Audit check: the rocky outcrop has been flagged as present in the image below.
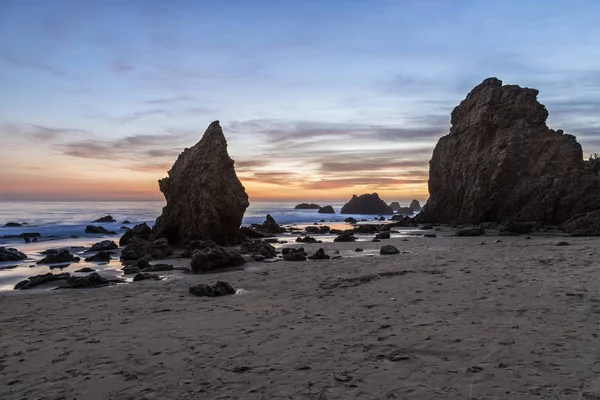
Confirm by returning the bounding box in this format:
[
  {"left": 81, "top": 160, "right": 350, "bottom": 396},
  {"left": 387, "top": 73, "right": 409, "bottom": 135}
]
[
  {"left": 282, "top": 247, "right": 307, "bottom": 261},
  {"left": 333, "top": 232, "right": 356, "bottom": 242},
  {"left": 420, "top": 77, "right": 600, "bottom": 224},
  {"left": 305, "top": 225, "right": 330, "bottom": 234},
  {"left": 93, "top": 215, "right": 116, "bottom": 223},
  {"left": 119, "top": 223, "right": 152, "bottom": 246},
  {"left": 84, "top": 251, "right": 112, "bottom": 262},
  {"left": 296, "top": 236, "right": 321, "bottom": 244},
  {"left": 37, "top": 250, "right": 80, "bottom": 265},
  {"left": 254, "top": 214, "right": 286, "bottom": 234},
  {"left": 182, "top": 239, "right": 217, "bottom": 258},
  {"left": 190, "top": 246, "right": 245, "bottom": 272},
  {"left": 85, "top": 225, "right": 116, "bottom": 234},
  {"left": 295, "top": 203, "right": 322, "bottom": 209},
  {"left": 153, "top": 121, "right": 249, "bottom": 246},
  {"left": 189, "top": 281, "right": 236, "bottom": 297},
  {"left": 14, "top": 273, "right": 70, "bottom": 290},
  {"left": 409, "top": 200, "right": 422, "bottom": 212},
  {"left": 239, "top": 240, "right": 277, "bottom": 258},
  {"left": 133, "top": 272, "right": 161, "bottom": 282},
  {"left": 86, "top": 240, "right": 118, "bottom": 253},
  {"left": 57, "top": 272, "right": 120, "bottom": 289},
  {"left": 4, "top": 222, "right": 22, "bottom": 227},
  {"left": 456, "top": 227, "right": 485, "bottom": 237},
  {"left": 380, "top": 245, "right": 400, "bottom": 255},
  {"left": 239, "top": 226, "right": 268, "bottom": 239},
  {"left": 562, "top": 210, "right": 600, "bottom": 236},
  {"left": 307, "top": 248, "right": 330, "bottom": 260},
  {"left": 0, "top": 247, "right": 26, "bottom": 262},
  {"left": 120, "top": 237, "right": 173, "bottom": 261},
  {"left": 318, "top": 205, "right": 335, "bottom": 214},
  {"left": 341, "top": 193, "right": 394, "bottom": 215}
]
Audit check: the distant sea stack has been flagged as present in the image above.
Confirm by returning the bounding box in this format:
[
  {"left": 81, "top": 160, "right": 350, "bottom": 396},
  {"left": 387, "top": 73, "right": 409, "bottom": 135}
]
[
  {"left": 153, "top": 121, "right": 249, "bottom": 246},
  {"left": 409, "top": 200, "right": 422, "bottom": 212},
  {"left": 318, "top": 205, "right": 335, "bottom": 214},
  {"left": 294, "top": 203, "right": 322, "bottom": 210},
  {"left": 419, "top": 78, "right": 600, "bottom": 224},
  {"left": 389, "top": 202, "right": 401, "bottom": 212},
  {"left": 341, "top": 193, "right": 394, "bottom": 215}
]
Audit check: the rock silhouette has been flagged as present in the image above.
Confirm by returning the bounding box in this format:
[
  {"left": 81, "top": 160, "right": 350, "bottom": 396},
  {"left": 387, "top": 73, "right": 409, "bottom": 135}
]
[
  {"left": 153, "top": 121, "right": 249, "bottom": 246},
  {"left": 420, "top": 77, "right": 600, "bottom": 224},
  {"left": 341, "top": 193, "right": 394, "bottom": 215}
]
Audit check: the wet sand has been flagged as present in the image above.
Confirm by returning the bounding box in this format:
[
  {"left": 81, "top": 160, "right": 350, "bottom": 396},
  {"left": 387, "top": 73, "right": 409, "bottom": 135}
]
[{"left": 1, "top": 232, "right": 600, "bottom": 399}]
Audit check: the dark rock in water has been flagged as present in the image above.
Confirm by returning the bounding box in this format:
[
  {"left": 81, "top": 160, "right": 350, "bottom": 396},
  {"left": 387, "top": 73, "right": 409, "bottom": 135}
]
[
  {"left": 380, "top": 245, "right": 400, "bottom": 255},
  {"left": 120, "top": 237, "right": 173, "bottom": 261},
  {"left": 255, "top": 214, "right": 286, "bottom": 234},
  {"left": 37, "top": 250, "right": 80, "bottom": 265},
  {"left": 371, "top": 239, "right": 381, "bottom": 242},
  {"left": 295, "top": 203, "right": 322, "bottom": 210},
  {"left": 499, "top": 222, "right": 533, "bottom": 235},
  {"left": 456, "top": 227, "right": 485, "bottom": 237},
  {"left": 152, "top": 121, "right": 249, "bottom": 246},
  {"left": 74, "top": 267, "right": 96, "bottom": 273},
  {"left": 374, "top": 232, "right": 391, "bottom": 240},
  {"left": 122, "top": 220, "right": 131, "bottom": 224},
  {"left": 182, "top": 239, "right": 218, "bottom": 258},
  {"left": 122, "top": 264, "right": 141, "bottom": 275},
  {"left": 3, "top": 232, "right": 41, "bottom": 240},
  {"left": 354, "top": 224, "right": 378, "bottom": 234},
  {"left": 84, "top": 251, "right": 112, "bottom": 262},
  {"left": 0, "top": 247, "right": 27, "bottom": 262},
  {"left": 423, "top": 234, "right": 437, "bottom": 238},
  {"left": 334, "top": 232, "right": 356, "bottom": 242},
  {"left": 57, "top": 272, "right": 116, "bottom": 289},
  {"left": 240, "top": 226, "right": 269, "bottom": 239},
  {"left": 378, "top": 216, "right": 386, "bottom": 221},
  {"left": 556, "top": 241, "right": 571, "bottom": 246},
  {"left": 119, "top": 223, "right": 152, "bottom": 246},
  {"left": 85, "top": 240, "right": 118, "bottom": 253},
  {"left": 239, "top": 240, "right": 277, "bottom": 258},
  {"left": 345, "top": 217, "right": 357, "bottom": 224},
  {"left": 14, "top": 272, "right": 71, "bottom": 290},
  {"left": 93, "top": 215, "right": 116, "bottom": 223},
  {"left": 4, "top": 222, "right": 22, "bottom": 227},
  {"left": 189, "top": 281, "right": 236, "bottom": 297},
  {"left": 305, "top": 225, "right": 330, "bottom": 234},
  {"left": 133, "top": 272, "right": 161, "bottom": 282},
  {"left": 420, "top": 77, "right": 600, "bottom": 224},
  {"left": 307, "top": 248, "right": 330, "bottom": 260},
  {"left": 409, "top": 200, "right": 422, "bottom": 212},
  {"left": 85, "top": 225, "right": 116, "bottom": 235},
  {"left": 355, "top": 248, "right": 364, "bottom": 252},
  {"left": 283, "top": 247, "right": 307, "bottom": 261},
  {"left": 341, "top": 193, "right": 394, "bottom": 215},
  {"left": 190, "top": 246, "right": 245, "bottom": 272},
  {"left": 296, "top": 236, "right": 321, "bottom": 244},
  {"left": 562, "top": 210, "right": 600, "bottom": 236},
  {"left": 389, "top": 202, "right": 401, "bottom": 212},
  {"left": 318, "top": 205, "right": 335, "bottom": 214}
]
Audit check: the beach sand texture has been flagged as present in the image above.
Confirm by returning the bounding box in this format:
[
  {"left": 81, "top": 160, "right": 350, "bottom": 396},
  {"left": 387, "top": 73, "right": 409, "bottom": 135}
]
[{"left": 1, "top": 234, "right": 600, "bottom": 399}]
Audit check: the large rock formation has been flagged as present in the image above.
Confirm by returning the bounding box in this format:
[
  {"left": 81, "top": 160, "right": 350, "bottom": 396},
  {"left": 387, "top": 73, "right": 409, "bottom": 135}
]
[
  {"left": 153, "top": 121, "right": 249, "bottom": 246},
  {"left": 409, "top": 200, "right": 422, "bottom": 212},
  {"left": 341, "top": 193, "right": 394, "bottom": 215},
  {"left": 420, "top": 77, "right": 600, "bottom": 224},
  {"left": 294, "top": 203, "right": 321, "bottom": 209}
]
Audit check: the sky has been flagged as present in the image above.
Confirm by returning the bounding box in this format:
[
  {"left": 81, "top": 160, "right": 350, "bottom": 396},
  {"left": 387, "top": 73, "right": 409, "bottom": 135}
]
[{"left": 1, "top": 0, "right": 600, "bottom": 203}]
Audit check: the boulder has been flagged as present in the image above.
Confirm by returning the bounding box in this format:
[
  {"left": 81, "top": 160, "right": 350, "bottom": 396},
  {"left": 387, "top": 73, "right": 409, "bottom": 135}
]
[
  {"left": 84, "top": 251, "right": 112, "bottom": 262},
  {"left": 4, "top": 222, "right": 22, "bottom": 227},
  {"left": 57, "top": 272, "right": 118, "bottom": 289},
  {"left": 562, "top": 210, "right": 600, "bottom": 236},
  {"left": 318, "top": 205, "right": 335, "bottom": 214},
  {"left": 420, "top": 77, "right": 600, "bottom": 224},
  {"left": 119, "top": 223, "right": 152, "bottom": 246},
  {"left": 354, "top": 224, "right": 378, "bottom": 234},
  {"left": 133, "top": 272, "right": 161, "bottom": 282},
  {"left": 74, "top": 267, "right": 96, "bottom": 273},
  {"left": 240, "top": 226, "right": 269, "bottom": 239},
  {"left": 380, "top": 245, "right": 400, "bottom": 255},
  {"left": 93, "top": 215, "right": 116, "bottom": 223},
  {"left": 239, "top": 240, "right": 277, "bottom": 258},
  {"left": 37, "top": 250, "right": 80, "bottom": 265},
  {"left": 305, "top": 225, "right": 330, "bottom": 234},
  {"left": 120, "top": 237, "right": 173, "bottom": 261},
  {"left": 296, "top": 236, "right": 321, "bottom": 244},
  {"left": 85, "top": 225, "right": 116, "bottom": 235},
  {"left": 456, "top": 227, "right": 485, "bottom": 237},
  {"left": 282, "top": 247, "right": 307, "bottom": 261},
  {"left": 409, "top": 200, "right": 422, "bottom": 212},
  {"left": 390, "top": 216, "right": 418, "bottom": 227},
  {"left": 122, "top": 265, "right": 141, "bottom": 275},
  {"left": 182, "top": 239, "right": 218, "bottom": 258},
  {"left": 334, "top": 232, "right": 356, "bottom": 242},
  {"left": 255, "top": 214, "right": 286, "bottom": 234},
  {"left": 374, "top": 232, "right": 391, "bottom": 240},
  {"left": 294, "top": 203, "right": 322, "bottom": 209},
  {"left": 122, "top": 220, "right": 131, "bottom": 224},
  {"left": 85, "top": 240, "right": 118, "bottom": 253},
  {"left": 189, "top": 281, "right": 236, "bottom": 297},
  {"left": 341, "top": 193, "right": 394, "bottom": 215},
  {"left": 0, "top": 247, "right": 27, "bottom": 262},
  {"left": 190, "top": 246, "right": 245, "bottom": 272},
  {"left": 307, "top": 248, "right": 330, "bottom": 260},
  {"left": 152, "top": 121, "right": 249, "bottom": 246},
  {"left": 14, "top": 272, "right": 71, "bottom": 290},
  {"left": 344, "top": 217, "right": 357, "bottom": 224}
]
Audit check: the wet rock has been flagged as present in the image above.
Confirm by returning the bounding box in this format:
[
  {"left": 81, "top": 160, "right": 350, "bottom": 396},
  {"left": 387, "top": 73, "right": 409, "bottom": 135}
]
[
  {"left": 296, "top": 236, "right": 321, "bottom": 244},
  {"left": 57, "top": 272, "right": 116, "bottom": 289},
  {"left": 255, "top": 214, "right": 286, "bottom": 234},
  {"left": 562, "top": 210, "right": 600, "bottom": 236},
  {"left": 85, "top": 240, "right": 118, "bottom": 253},
  {"left": 456, "top": 227, "right": 485, "bottom": 237},
  {"left": 294, "top": 203, "right": 322, "bottom": 209},
  {"left": 239, "top": 240, "right": 277, "bottom": 258},
  {"left": 120, "top": 237, "right": 173, "bottom": 261},
  {"left": 14, "top": 272, "right": 71, "bottom": 290},
  {"left": 333, "top": 232, "right": 356, "bottom": 242},
  {"left": 119, "top": 223, "right": 152, "bottom": 246},
  {"left": 0, "top": 247, "right": 27, "bottom": 262},
  {"left": 133, "top": 272, "right": 161, "bottom": 282},
  {"left": 344, "top": 217, "right": 357, "bottom": 224},
  {"left": 37, "top": 250, "right": 80, "bottom": 265},
  {"left": 182, "top": 239, "right": 218, "bottom": 258},
  {"left": 3, "top": 232, "right": 41, "bottom": 240},
  {"left": 420, "top": 77, "right": 600, "bottom": 224},
  {"left": 341, "top": 193, "right": 394, "bottom": 215},
  {"left": 122, "top": 265, "right": 141, "bottom": 275},
  {"left": 374, "top": 232, "right": 391, "bottom": 240},
  {"left": 93, "top": 215, "right": 116, "bottom": 223},
  {"left": 305, "top": 225, "right": 330, "bottom": 234},
  {"left": 122, "top": 220, "right": 131, "bottom": 224},
  {"left": 85, "top": 225, "right": 116, "bottom": 235},
  {"left": 84, "top": 251, "right": 112, "bottom": 262},
  {"left": 74, "top": 267, "right": 96, "bottom": 273},
  {"left": 355, "top": 248, "right": 364, "bottom": 252},
  {"left": 354, "top": 225, "right": 378, "bottom": 234},
  {"left": 307, "top": 248, "right": 330, "bottom": 260},
  {"left": 239, "top": 226, "right": 269, "bottom": 239},
  {"left": 556, "top": 241, "right": 571, "bottom": 246},
  {"left": 189, "top": 281, "right": 236, "bottom": 297},
  {"left": 4, "top": 222, "right": 22, "bottom": 227},
  {"left": 318, "top": 205, "right": 335, "bottom": 214},
  {"left": 380, "top": 245, "right": 400, "bottom": 255},
  {"left": 283, "top": 248, "right": 307, "bottom": 261},
  {"left": 190, "top": 246, "right": 245, "bottom": 272},
  {"left": 152, "top": 121, "right": 249, "bottom": 246}
]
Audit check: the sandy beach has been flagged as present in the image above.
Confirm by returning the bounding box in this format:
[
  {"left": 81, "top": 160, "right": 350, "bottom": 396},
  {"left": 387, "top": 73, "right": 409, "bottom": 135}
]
[{"left": 2, "top": 231, "right": 599, "bottom": 400}]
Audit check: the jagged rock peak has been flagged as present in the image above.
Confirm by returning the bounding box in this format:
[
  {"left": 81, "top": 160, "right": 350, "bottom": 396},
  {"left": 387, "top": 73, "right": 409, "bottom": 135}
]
[{"left": 152, "top": 121, "right": 249, "bottom": 246}]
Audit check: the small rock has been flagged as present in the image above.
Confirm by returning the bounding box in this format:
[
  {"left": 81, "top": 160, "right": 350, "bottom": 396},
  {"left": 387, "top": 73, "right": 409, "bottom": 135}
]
[
  {"left": 85, "top": 225, "right": 116, "bottom": 235},
  {"left": 74, "top": 267, "right": 96, "bottom": 273},
  {"left": 93, "top": 215, "right": 116, "bottom": 223},
  {"left": 355, "top": 248, "right": 364, "bottom": 252},
  {"left": 189, "top": 281, "right": 236, "bottom": 297},
  {"left": 307, "top": 248, "right": 330, "bottom": 260},
  {"left": 133, "top": 272, "right": 161, "bottom": 282},
  {"left": 380, "top": 245, "right": 400, "bottom": 255},
  {"left": 556, "top": 241, "right": 570, "bottom": 246},
  {"left": 423, "top": 234, "right": 437, "bottom": 238},
  {"left": 84, "top": 251, "right": 112, "bottom": 262}
]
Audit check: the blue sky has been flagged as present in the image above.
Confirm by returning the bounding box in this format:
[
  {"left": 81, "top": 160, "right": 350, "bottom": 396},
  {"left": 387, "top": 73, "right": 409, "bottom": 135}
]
[{"left": 1, "top": 0, "right": 599, "bottom": 201}]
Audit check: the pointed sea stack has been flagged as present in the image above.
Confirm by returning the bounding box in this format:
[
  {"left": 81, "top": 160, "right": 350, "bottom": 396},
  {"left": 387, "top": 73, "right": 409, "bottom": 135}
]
[
  {"left": 341, "top": 193, "right": 394, "bottom": 215},
  {"left": 153, "top": 121, "right": 249, "bottom": 246},
  {"left": 420, "top": 78, "right": 600, "bottom": 224}
]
